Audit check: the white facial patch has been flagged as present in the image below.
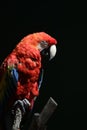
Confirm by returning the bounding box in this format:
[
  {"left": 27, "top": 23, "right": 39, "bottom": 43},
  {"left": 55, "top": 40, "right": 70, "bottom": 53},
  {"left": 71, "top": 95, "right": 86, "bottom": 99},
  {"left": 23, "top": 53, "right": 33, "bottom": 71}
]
[
  {"left": 37, "top": 44, "right": 43, "bottom": 51},
  {"left": 37, "top": 41, "right": 48, "bottom": 52},
  {"left": 50, "top": 45, "right": 57, "bottom": 60}
]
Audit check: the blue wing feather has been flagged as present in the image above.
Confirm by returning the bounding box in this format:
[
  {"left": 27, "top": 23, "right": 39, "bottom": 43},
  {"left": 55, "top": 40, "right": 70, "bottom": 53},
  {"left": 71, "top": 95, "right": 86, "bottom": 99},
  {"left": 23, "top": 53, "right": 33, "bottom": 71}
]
[{"left": 0, "top": 68, "right": 19, "bottom": 118}]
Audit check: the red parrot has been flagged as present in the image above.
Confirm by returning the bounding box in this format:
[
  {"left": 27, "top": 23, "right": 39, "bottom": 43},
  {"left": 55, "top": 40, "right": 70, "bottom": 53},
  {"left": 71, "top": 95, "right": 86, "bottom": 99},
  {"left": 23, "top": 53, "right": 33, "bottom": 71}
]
[{"left": 0, "top": 32, "right": 57, "bottom": 129}]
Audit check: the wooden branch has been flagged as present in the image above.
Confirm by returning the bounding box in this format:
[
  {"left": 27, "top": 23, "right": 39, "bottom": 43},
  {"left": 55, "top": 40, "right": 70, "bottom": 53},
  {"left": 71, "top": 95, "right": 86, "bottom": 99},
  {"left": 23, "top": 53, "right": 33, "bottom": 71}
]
[
  {"left": 11, "top": 97, "right": 58, "bottom": 130},
  {"left": 28, "top": 97, "right": 58, "bottom": 130}
]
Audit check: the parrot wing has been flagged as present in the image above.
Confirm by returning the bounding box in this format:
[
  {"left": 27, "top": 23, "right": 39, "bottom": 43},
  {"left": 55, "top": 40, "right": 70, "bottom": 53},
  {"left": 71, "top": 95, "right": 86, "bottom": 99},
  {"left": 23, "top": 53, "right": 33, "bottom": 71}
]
[{"left": 0, "top": 67, "right": 18, "bottom": 117}]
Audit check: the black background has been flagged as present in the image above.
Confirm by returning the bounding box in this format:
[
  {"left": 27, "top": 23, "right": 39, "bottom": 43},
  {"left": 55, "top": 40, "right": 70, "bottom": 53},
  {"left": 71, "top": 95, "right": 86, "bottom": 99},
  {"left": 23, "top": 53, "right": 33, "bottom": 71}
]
[{"left": 0, "top": 0, "right": 87, "bottom": 130}]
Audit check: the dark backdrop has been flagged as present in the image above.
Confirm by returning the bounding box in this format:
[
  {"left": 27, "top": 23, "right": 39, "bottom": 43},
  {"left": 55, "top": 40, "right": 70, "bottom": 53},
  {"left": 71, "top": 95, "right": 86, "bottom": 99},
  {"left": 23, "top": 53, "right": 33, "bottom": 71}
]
[{"left": 0, "top": 1, "right": 87, "bottom": 130}]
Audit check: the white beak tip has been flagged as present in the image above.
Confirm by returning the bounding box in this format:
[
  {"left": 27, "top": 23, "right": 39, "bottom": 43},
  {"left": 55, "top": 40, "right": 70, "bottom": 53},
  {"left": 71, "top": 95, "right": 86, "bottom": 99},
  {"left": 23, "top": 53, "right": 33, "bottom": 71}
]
[{"left": 50, "top": 45, "right": 57, "bottom": 60}]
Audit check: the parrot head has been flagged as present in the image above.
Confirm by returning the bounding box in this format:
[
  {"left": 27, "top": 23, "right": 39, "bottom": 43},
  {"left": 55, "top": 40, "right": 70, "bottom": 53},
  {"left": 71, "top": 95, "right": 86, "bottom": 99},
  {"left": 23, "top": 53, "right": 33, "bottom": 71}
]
[
  {"left": 36, "top": 32, "right": 57, "bottom": 60},
  {"left": 33, "top": 32, "right": 57, "bottom": 67},
  {"left": 19, "top": 32, "right": 57, "bottom": 68}
]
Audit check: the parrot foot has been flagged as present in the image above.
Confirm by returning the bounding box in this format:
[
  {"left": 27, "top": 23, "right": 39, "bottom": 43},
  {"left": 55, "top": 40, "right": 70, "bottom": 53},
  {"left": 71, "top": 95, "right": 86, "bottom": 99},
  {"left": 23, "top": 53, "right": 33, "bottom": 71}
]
[{"left": 12, "top": 98, "right": 31, "bottom": 115}]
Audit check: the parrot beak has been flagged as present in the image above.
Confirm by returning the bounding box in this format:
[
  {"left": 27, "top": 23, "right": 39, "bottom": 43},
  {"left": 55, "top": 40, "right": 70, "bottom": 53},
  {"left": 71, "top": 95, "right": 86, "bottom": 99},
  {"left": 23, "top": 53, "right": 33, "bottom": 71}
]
[
  {"left": 49, "top": 45, "right": 57, "bottom": 60},
  {"left": 41, "top": 44, "right": 57, "bottom": 68}
]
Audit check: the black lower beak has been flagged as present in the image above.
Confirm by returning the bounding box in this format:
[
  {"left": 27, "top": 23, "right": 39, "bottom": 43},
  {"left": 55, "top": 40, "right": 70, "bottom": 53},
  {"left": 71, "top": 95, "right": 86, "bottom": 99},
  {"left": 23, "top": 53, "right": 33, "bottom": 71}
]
[{"left": 41, "top": 47, "right": 50, "bottom": 68}]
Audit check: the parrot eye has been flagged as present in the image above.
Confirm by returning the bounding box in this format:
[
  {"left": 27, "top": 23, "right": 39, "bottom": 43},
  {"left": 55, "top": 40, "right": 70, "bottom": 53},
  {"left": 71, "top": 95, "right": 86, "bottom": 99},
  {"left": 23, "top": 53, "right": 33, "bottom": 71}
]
[{"left": 40, "top": 41, "right": 48, "bottom": 48}]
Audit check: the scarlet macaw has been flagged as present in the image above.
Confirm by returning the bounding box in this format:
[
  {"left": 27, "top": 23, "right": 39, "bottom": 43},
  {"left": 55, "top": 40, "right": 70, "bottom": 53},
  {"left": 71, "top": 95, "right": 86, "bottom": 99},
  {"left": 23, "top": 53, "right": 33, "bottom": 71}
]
[{"left": 0, "top": 32, "right": 57, "bottom": 129}]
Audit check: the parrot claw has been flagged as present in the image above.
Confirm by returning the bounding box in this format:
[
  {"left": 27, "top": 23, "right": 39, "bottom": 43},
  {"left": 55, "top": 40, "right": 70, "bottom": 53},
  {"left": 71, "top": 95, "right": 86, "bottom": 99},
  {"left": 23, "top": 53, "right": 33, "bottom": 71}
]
[{"left": 12, "top": 99, "right": 31, "bottom": 115}]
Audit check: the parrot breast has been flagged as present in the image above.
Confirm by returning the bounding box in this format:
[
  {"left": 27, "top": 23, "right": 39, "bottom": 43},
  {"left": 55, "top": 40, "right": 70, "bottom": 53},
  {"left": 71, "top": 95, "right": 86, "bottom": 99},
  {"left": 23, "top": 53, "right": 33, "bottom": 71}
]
[{"left": 15, "top": 42, "right": 41, "bottom": 102}]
